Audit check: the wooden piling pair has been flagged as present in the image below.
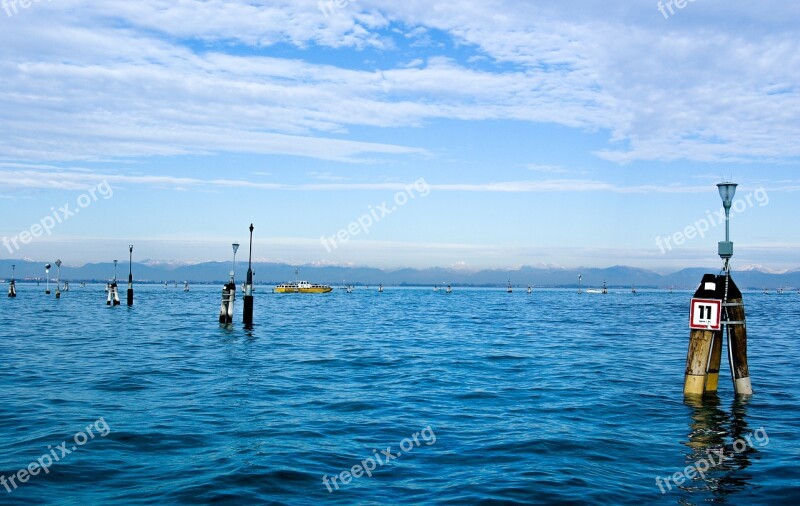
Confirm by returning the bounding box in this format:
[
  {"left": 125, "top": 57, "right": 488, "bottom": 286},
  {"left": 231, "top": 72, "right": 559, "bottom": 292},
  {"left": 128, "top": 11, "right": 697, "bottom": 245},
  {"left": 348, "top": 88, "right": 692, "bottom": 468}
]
[
  {"left": 219, "top": 282, "right": 236, "bottom": 324},
  {"left": 684, "top": 273, "right": 752, "bottom": 397}
]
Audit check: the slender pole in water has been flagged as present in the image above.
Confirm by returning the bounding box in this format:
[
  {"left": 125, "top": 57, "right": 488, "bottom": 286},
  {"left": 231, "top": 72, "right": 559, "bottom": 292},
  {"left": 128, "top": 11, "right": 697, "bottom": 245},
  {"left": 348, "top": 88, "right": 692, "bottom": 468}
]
[
  {"left": 55, "top": 259, "right": 62, "bottom": 299},
  {"left": 127, "top": 246, "right": 134, "bottom": 306},
  {"left": 243, "top": 224, "right": 254, "bottom": 326},
  {"left": 8, "top": 264, "right": 16, "bottom": 298},
  {"left": 45, "top": 263, "right": 51, "bottom": 294}
]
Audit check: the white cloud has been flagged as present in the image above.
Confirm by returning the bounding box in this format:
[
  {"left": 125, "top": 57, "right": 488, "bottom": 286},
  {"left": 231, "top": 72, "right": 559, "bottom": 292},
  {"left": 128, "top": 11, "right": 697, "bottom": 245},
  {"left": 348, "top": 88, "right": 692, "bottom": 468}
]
[{"left": 1, "top": 0, "right": 799, "bottom": 166}]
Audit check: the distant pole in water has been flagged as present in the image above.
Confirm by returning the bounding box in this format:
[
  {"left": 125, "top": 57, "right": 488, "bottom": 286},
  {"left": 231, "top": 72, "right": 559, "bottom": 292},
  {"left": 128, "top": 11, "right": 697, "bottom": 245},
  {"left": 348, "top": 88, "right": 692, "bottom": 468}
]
[
  {"left": 8, "top": 264, "right": 16, "bottom": 298},
  {"left": 45, "top": 263, "right": 51, "bottom": 294},
  {"left": 127, "top": 245, "right": 134, "bottom": 306},
  {"left": 107, "top": 260, "right": 120, "bottom": 306},
  {"left": 243, "top": 224, "right": 255, "bottom": 326},
  {"left": 684, "top": 181, "right": 751, "bottom": 397},
  {"left": 507, "top": 279, "right": 512, "bottom": 293},
  {"left": 220, "top": 243, "right": 239, "bottom": 324},
  {"left": 578, "top": 274, "right": 582, "bottom": 294},
  {"left": 55, "top": 259, "right": 62, "bottom": 299}
]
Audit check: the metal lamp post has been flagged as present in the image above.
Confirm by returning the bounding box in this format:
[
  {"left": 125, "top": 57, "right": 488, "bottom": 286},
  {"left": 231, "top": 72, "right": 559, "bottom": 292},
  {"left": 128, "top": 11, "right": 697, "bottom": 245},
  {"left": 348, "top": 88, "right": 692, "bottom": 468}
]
[
  {"left": 55, "top": 259, "right": 62, "bottom": 298},
  {"left": 717, "top": 182, "right": 737, "bottom": 272},
  {"left": 232, "top": 243, "right": 240, "bottom": 283},
  {"left": 127, "top": 245, "right": 134, "bottom": 306},
  {"left": 243, "top": 224, "right": 254, "bottom": 326},
  {"left": 45, "top": 263, "right": 51, "bottom": 294}
]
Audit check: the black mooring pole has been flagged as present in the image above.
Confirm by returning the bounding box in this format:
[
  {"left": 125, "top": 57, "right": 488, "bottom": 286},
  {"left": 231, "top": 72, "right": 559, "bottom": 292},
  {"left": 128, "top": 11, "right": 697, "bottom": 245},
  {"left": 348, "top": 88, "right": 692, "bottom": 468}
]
[
  {"left": 127, "top": 245, "right": 134, "bottom": 306},
  {"left": 243, "top": 223, "right": 254, "bottom": 326}
]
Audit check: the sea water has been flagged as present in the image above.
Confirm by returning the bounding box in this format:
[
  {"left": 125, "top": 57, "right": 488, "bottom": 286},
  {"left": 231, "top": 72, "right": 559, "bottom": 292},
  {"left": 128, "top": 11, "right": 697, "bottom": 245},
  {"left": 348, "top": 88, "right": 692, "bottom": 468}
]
[{"left": 1, "top": 284, "right": 798, "bottom": 504}]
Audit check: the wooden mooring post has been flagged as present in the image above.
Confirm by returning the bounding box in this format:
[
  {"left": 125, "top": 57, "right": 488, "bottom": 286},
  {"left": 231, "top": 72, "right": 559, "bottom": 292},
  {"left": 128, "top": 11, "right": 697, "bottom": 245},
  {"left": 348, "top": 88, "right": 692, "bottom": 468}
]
[{"left": 684, "top": 181, "right": 752, "bottom": 397}]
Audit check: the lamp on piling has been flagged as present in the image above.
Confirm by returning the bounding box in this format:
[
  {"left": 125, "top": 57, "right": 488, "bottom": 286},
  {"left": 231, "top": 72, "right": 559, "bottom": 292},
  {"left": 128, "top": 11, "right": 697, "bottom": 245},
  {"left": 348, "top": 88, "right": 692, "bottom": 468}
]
[
  {"left": 717, "top": 182, "right": 737, "bottom": 271},
  {"left": 232, "top": 243, "right": 240, "bottom": 283}
]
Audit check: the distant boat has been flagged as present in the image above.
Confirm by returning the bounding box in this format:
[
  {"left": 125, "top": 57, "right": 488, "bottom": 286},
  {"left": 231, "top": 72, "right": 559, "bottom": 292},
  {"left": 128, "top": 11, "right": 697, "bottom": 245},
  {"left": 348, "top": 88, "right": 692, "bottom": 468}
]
[
  {"left": 587, "top": 281, "right": 608, "bottom": 295},
  {"left": 274, "top": 281, "right": 332, "bottom": 294},
  {"left": 764, "top": 288, "right": 769, "bottom": 295},
  {"left": 631, "top": 284, "right": 637, "bottom": 294},
  {"left": 777, "top": 287, "right": 784, "bottom": 294},
  {"left": 346, "top": 285, "right": 353, "bottom": 293},
  {"left": 434, "top": 285, "right": 439, "bottom": 292}
]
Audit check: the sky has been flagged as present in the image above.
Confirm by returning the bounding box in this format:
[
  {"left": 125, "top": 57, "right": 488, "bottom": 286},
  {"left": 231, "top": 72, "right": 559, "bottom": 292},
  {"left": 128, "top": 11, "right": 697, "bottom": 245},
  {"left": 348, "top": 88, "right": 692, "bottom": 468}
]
[{"left": 1, "top": 0, "right": 799, "bottom": 272}]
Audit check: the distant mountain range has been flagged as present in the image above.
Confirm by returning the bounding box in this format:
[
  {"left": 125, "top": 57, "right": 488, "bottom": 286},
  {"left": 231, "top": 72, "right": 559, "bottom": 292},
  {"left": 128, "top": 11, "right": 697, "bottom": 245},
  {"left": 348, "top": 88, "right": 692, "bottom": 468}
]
[{"left": 1, "top": 259, "right": 798, "bottom": 290}]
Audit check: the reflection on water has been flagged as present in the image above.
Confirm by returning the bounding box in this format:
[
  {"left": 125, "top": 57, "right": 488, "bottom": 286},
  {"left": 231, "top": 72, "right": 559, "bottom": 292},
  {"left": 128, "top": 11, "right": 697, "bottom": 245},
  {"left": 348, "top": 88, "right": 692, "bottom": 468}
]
[{"left": 681, "top": 395, "right": 765, "bottom": 502}]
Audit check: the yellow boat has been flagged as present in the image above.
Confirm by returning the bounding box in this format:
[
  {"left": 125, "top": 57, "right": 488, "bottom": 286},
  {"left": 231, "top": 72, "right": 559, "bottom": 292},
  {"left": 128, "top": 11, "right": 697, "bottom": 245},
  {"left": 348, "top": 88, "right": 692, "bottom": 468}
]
[{"left": 274, "top": 281, "right": 333, "bottom": 294}]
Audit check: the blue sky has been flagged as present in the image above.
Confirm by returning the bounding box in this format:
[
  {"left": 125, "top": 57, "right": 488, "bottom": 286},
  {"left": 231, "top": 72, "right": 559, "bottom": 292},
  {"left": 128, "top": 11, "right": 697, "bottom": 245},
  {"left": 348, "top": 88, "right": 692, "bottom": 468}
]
[{"left": 1, "top": 0, "right": 798, "bottom": 272}]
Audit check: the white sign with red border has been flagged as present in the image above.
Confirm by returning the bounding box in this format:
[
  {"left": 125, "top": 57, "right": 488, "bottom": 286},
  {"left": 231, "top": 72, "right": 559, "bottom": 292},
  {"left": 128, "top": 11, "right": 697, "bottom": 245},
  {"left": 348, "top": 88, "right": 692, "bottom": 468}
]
[{"left": 690, "top": 298, "right": 722, "bottom": 330}]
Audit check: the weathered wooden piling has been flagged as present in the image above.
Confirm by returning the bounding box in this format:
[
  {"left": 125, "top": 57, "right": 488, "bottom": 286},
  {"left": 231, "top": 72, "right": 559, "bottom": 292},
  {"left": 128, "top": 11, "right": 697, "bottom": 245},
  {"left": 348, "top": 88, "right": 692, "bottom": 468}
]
[
  {"left": 723, "top": 275, "right": 752, "bottom": 395},
  {"left": 220, "top": 243, "right": 239, "bottom": 324},
  {"left": 685, "top": 274, "right": 723, "bottom": 396},
  {"left": 107, "top": 260, "right": 120, "bottom": 306},
  {"left": 705, "top": 326, "right": 723, "bottom": 393},
  {"left": 8, "top": 264, "right": 16, "bottom": 298},
  {"left": 107, "top": 282, "right": 120, "bottom": 306}
]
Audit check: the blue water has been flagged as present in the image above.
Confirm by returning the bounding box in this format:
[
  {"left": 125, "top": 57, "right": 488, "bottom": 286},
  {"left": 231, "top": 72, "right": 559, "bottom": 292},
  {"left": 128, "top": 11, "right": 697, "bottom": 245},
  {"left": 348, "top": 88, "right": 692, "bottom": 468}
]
[{"left": 1, "top": 284, "right": 798, "bottom": 504}]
